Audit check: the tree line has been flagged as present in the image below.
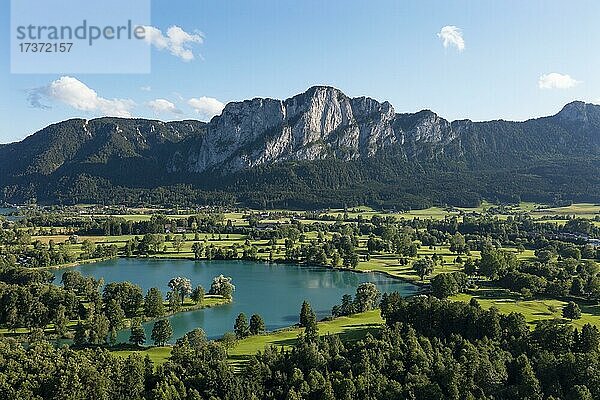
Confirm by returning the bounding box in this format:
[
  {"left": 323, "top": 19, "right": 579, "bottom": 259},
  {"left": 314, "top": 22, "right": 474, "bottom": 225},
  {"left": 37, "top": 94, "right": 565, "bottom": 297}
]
[{"left": 4, "top": 293, "right": 600, "bottom": 399}]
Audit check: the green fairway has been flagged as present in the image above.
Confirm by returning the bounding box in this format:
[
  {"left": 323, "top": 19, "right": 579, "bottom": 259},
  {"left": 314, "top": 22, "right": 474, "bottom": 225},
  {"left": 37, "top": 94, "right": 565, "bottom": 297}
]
[
  {"left": 452, "top": 290, "right": 600, "bottom": 329},
  {"left": 112, "top": 346, "right": 172, "bottom": 364},
  {"left": 112, "top": 310, "right": 385, "bottom": 366},
  {"left": 400, "top": 207, "right": 458, "bottom": 220},
  {"left": 230, "top": 309, "right": 383, "bottom": 358}
]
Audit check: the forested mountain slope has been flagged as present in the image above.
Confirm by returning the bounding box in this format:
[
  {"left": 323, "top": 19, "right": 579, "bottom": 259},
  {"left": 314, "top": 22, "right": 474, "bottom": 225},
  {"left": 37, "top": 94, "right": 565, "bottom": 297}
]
[{"left": 1, "top": 86, "right": 599, "bottom": 208}]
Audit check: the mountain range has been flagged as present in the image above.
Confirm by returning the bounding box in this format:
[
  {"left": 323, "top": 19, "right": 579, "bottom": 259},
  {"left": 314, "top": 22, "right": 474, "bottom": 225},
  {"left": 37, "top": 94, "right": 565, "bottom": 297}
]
[{"left": 1, "top": 86, "right": 600, "bottom": 209}]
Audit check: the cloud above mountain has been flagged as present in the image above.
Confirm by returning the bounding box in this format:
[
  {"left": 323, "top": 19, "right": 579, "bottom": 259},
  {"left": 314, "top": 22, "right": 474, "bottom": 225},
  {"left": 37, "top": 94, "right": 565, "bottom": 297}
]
[
  {"left": 28, "top": 76, "right": 135, "bottom": 117},
  {"left": 27, "top": 76, "right": 228, "bottom": 121},
  {"left": 188, "top": 96, "right": 225, "bottom": 120},
  {"left": 147, "top": 99, "right": 182, "bottom": 115},
  {"left": 538, "top": 73, "right": 581, "bottom": 89}
]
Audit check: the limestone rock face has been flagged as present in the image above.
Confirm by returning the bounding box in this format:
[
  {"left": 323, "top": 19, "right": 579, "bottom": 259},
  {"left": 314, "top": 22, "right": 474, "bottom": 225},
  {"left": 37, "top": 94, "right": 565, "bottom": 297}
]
[
  {"left": 3, "top": 86, "right": 599, "bottom": 190},
  {"left": 556, "top": 101, "right": 591, "bottom": 123},
  {"left": 181, "top": 86, "right": 459, "bottom": 173}
]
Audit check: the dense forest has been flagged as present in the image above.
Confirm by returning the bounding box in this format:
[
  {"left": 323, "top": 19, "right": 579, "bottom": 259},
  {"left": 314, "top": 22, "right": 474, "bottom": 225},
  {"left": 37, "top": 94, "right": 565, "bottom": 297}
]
[
  {"left": 2, "top": 295, "right": 600, "bottom": 399},
  {"left": 4, "top": 157, "right": 600, "bottom": 210}
]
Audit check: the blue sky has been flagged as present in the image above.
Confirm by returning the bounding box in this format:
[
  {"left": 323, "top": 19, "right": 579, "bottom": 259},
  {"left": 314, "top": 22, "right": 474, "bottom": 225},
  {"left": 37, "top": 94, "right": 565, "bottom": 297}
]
[{"left": 1, "top": 0, "right": 599, "bottom": 143}]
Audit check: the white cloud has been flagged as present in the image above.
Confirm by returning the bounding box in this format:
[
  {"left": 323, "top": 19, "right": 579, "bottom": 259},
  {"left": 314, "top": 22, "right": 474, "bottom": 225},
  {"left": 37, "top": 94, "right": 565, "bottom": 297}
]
[
  {"left": 437, "top": 25, "right": 465, "bottom": 52},
  {"left": 29, "top": 76, "right": 134, "bottom": 117},
  {"left": 142, "top": 25, "right": 203, "bottom": 61},
  {"left": 140, "top": 86, "right": 152, "bottom": 92},
  {"left": 188, "top": 96, "right": 225, "bottom": 120},
  {"left": 538, "top": 73, "right": 581, "bottom": 89},
  {"left": 147, "top": 98, "right": 182, "bottom": 115}
]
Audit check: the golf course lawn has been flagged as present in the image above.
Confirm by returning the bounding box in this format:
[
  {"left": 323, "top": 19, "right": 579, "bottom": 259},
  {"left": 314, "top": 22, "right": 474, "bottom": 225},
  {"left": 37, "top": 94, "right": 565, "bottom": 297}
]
[
  {"left": 112, "top": 291, "right": 600, "bottom": 367},
  {"left": 452, "top": 290, "right": 600, "bottom": 329},
  {"left": 113, "top": 309, "right": 385, "bottom": 366}
]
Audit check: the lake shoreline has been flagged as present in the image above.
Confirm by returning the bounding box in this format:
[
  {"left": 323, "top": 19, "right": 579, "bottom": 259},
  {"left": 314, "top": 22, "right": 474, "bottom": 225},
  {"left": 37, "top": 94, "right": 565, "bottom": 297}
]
[
  {"left": 52, "top": 258, "right": 417, "bottom": 344},
  {"left": 113, "top": 295, "right": 232, "bottom": 340},
  {"left": 38, "top": 256, "right": 117, "bottom": 271},
  {"left": 0, "top": 295, "right": 233, "bottom": 344},
  {"left": 44, "top": 254, "right": 426, "bottom": 290}
]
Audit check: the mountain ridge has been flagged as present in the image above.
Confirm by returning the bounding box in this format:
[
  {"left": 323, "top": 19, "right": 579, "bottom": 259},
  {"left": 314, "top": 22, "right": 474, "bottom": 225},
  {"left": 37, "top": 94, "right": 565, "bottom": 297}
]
[{"left": 1, "top": 86, "right": 600, "bottom": 208}]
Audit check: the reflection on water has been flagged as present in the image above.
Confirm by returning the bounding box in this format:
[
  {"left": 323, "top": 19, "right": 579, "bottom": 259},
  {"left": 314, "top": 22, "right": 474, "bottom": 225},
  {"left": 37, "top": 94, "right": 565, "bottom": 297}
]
[
  {"left": 53, "top": 259, "right": 419, "bottom": 343},
  {"left": 0, "top": 207, "right": 20, "bottom": 221}
]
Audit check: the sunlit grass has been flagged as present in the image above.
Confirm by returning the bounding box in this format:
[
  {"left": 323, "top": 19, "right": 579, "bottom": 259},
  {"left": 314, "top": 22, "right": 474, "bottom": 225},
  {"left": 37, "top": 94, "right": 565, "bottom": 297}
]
[{"left": 452, "top": 290, "right": 600, "bottom": 330}]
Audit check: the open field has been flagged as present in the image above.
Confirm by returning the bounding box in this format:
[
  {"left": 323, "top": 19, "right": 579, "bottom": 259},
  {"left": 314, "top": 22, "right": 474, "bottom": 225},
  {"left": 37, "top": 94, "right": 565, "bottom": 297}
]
[
  {"left": 230, "top": 310, "right": 383, "bottom": 357},
  {"left": 322, "top": 206, "right": 459, "bottom": 221},
  {"left": 22, "top": 201, "right": 600, "bottom": 247},
  {"left": 452, "top": 289, "right": 600, "bottom": 330},
  {"left": 112, "top": 345, "right": 172, "bottom": 364},
  {"left": 356, "top": 245, "right": 535, "bottom": 284},
  {"left": 530, "top": 203, "right": 600, "bottom": 218}
]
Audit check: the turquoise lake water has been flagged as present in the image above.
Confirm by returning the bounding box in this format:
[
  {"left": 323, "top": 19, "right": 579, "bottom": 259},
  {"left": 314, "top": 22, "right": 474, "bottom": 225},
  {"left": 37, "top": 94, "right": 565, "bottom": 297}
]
[{"left": 53, "top": 258, "right": 419, "bottom": 343}]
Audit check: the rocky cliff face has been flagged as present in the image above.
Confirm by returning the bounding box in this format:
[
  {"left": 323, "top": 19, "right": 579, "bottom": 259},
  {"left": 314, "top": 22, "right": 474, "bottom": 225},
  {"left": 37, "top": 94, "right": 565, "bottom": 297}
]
[
  {"left": 179, "top": 85, "right": 600, "bottom": 174},
  {"left": 1, "top": 86, "right": 600, "bottom": 206},
  {"left": 177, "top": 86, "right": 458, "bottom": 173},
  {"left": 556, "top": 101, "right": 594, "bottom": 124},
  {"left": 2, "top": 85, "right": 600, "bottom": 194},
  {"left": 190, "top": 86, "right": 600, "bottom": 170}
]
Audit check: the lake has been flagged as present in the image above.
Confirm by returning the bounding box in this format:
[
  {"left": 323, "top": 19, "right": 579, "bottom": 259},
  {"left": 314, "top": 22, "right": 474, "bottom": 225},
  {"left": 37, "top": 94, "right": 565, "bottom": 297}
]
[
  {"left": 0, "top": 207, "right": 22, "bottom": 222},
  {"left": 53, "top": 258, "right": 419, "bottom": 343},
  {"left": 0, "top": 207, "right": 16, "bottom": 216}
]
